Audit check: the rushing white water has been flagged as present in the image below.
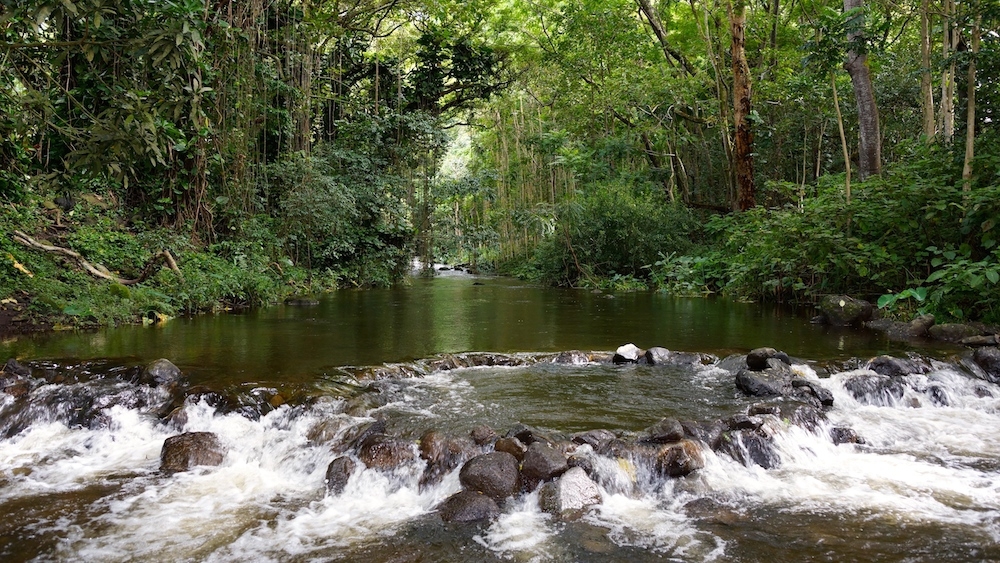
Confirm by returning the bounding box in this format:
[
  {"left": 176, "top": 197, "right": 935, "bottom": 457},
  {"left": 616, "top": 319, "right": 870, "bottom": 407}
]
[{"left": 2, "top": 355, "right": 1000, "bottom": 561}]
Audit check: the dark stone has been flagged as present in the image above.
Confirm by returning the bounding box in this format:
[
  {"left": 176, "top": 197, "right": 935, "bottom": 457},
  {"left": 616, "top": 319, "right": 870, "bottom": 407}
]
[
  {"left": 470, "top": 424, "right": 497, "bottom": 445},
  {"left": 739, "top": 431, "right": 780, "bottom": 469},
  {"left": 419, "top": 430, "right": 476, "bottom": 486},
  {"left": 507, "top": 424, "right": 555, "bottom": 447},
  {"left": 746, "top": 348, "right": 791, "bottom": 371},
  {"left": 790, "top": 379, "right": 834, "bottom": 406},
  {"left": 571, "top": 429, "right": 616, "bottom": 450},
  {"left": 2, "top": 359, "right": 30, "bottom": 378},
  {"left": 644, "top": 347, "right": 672, "bottom": 365},
  {"left": 909, "top": 314, "right": 936, "bottom": 337},
  {"left": 141, "top": 359, "right": 183, "bottom": 389},
  {"left": 735, "top": 367, "right": 792, "bottom": 398},
  {"left": 521, "top": 442, "right": 569, "bottom": 487},
  {"left": 357, "top": 435, "right": 415, "bottom": 470},
  {"left": 791, "top": 405, "right": 824, "bottom": 431},
  {"left": 567, "top": 453, "right": 595, "bottom": 476},
  {"left": 867, "top": 355, "right": 929, "bottom": 378},
  {"left": 494, "top": 436, "right": 528, "bottom": 461},
  {"left": 928, "top": 323, "right": 981, "bottom": 343},
  {"left": 340, "top": 419, "right": 388, "bottom": 452},
  {"left": 843, "top": 373, "right": 905, "bottom": 406},
  {"left": 325, "top": 456, "right": 358, "bottom": 494},
  {"left": 459, "top": 452, "right": 521, "bottom": 502},
  {"left": 553, "top": 351, "right": 592, "bottom": 365},
  {"left": 612, "top": 343, "right": 642, "bottom": 365},
  {"left": 973, "top": 347, "right": 1000, "bottom": 383},
  {"left": 160, "top": 432, "right": 226, "bottom": 473},
  {"left": 655, "top": 440, "right": 705, "bottom": 477},
  {"left": 829, "top": 427, "right": 865, "bottom": 445},
  {"left": 748, "top": 404, "right": 781, "bottom": 416},
  {"left": 726, "top": 413, "right": 764, "bottom": 431},
  {"left": 538, "top": 467, "right": 602, "bottom": 516},
  {"left": 818, "top": 295, "right": 874, "bottom": 327},
  {"left": 438, "top": 490, "right": 500, "bottom": 523},
  {"left": 640, "top": 418, "right": 685, "bottom": 444},
  {"left": 962, "top": 335, "right": 999, "bottom": 347},
  {"left": 697, "top": 420, "right": 726, "bottom": 451}
]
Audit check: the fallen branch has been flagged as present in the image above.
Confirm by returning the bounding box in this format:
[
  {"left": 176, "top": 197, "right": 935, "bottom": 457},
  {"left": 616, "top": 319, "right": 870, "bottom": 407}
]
[{"left": 11, "top": 230, "right": 183, "bottom": 285}]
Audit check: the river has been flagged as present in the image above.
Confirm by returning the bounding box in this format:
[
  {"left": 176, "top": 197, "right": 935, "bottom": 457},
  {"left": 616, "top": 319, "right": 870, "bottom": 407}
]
[{"left": 1, "top": 275, "right": 997, "bottom": 561}]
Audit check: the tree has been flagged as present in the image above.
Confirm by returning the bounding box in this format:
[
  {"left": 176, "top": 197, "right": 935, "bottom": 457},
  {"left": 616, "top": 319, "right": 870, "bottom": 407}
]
[
  {"left": 843, "top": 0, "right": 881, "bottom": 179},
  {"left": 729, "top": 0, "right": 755, "bottom": 210}
]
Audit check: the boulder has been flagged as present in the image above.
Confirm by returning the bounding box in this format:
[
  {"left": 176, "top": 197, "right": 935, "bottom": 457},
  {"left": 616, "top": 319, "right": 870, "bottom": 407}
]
[
  {"left": 928, "top": 323, "right": 981, "bottom": 343},
  {"left": 506, "top": 424, "right": 555, "bottom": 447},
  {"left": 640, "top": 418, "right": 685, "bottom": 444},
  {"left": 961, "top": 335, "right": 999, "bottom": 347},
  {"left": 612, "top": 343, "right": 643, "bottom": 365},
  {"left": 438, "top": 490, "right": 500, "bottom": 523},
  {"left": 520, "top": 442, "right": 569, "bottom": 487},
  {"left": 419, "top": 430, "right": 476, "bottom": 486},
  {"left": 553, "top": 351, "right": 593, "bottom": 365},
  {"left": 818, "top": 295, "right": 874, "bottom": 327},
  {"left": 790, "top": 379, "right": 834, "bottom": 407},
  {"left": 790, "top": 405, "right": 824, "bottom": 431},
  {"left": 973, "top": 347, "right": 1000, "bottom": 383},
  {"left": 459, "top": 452, "right": 520, "bottom": 502},
  {"left": 470, "top": 424, "right": 497, "bottom": 446},
  {"left": 571, "top": 429, "right": 617, "bottom": 450},
  {"left": 160, "top": 432, "right": 226, "bottom": 473},
  {"left": 682, "top": 420, "right": 725, "bottom": 450},
  {"left": 2, "top": 358, "right": 31, "bottom": 378},
  {"left": 325, "top": 456, "right": 358, "bottom": 494},
  {"left": 843, "top": 373, "right": 905, "bottom": 406},
  {"left": 655, "top": 440, "right": 705, "bottom": 477},
  {"left": 829, "top": 427, "right": 865, "bottom": 445},
  {"left": 735, "top": 365, "right": 793, "bottom": 397},
  {"left": 357, "top": 435, "right": 415, "bottom": 470},
  {"left": 494, "top": 436, "right": 528, "bottom": 461},
  {"left": 908, "top": 314, "right": 936, "bottom": 337},
  {"left": 720, "top": 430, "right": 780, "bottom": 469},
  {"left": 538, "top": 467, "right": 602, "bottom": 516},
  {"left": 748, "top": 404, "right": 781, "bottom": 416},
  {"left": 141, "top": 359, "right": 183, "bottom": 389},
  {"left": 866, "top": 355, "right": 929, "bottom": 378},
  {"left": 746, "top": 348, "right": 791, "bottom": 371},
  {"left": 644, "top": 347, "right": 672, "bottom": 365}
]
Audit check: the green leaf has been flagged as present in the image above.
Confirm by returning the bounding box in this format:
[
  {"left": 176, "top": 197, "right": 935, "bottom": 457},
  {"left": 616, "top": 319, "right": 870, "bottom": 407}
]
[
  {"left": 877, "top": 294, "right": 895, "bottom": 308},
  {"left": 987, "top": 269, "right": 1000, "bottom": 284}
]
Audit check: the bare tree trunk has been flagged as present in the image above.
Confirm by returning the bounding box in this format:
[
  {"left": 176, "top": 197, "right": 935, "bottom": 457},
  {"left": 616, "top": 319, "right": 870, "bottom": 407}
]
[
  {"left": 832, "top": 74, "right": 852, "bottom": 203},
  {"left": 636, "top": 0, "right": 696, "bottom": 75},
  {"left": 920, "top": 0, "right": 936, "bottom": 141},
  {"left": 729, "top": 0, "right": 755, "bottom": 210},
  {"left": 963, "top": 14, "right": 982, "bottom": 194},
  {"left": 942, "top": 0, "right": 957, "bottom": 144},
  {"left": 843, "top": 0, "right": 881, "bottom": 180}
]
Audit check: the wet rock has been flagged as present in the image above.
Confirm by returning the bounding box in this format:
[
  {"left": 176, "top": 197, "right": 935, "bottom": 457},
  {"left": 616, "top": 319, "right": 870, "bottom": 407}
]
[
  {"left": 460, "top": 452, "right": 521, "bottom": 502},
  {"left": 726, "top": 413, "right": 764, "bottom": 431},
  {"left": 325, "top": 456, "right": 358, "bottom": 494},
  {"left": 470, "top": 424, "right": 497, "bottom": 446},
  {"left": 336, "top": 419, "right": 388, "bottom": 453},
  {"left": 973, "top": 347, "right": 1000, "bottom": 383},
  {"left": 2, "top": 358, "right": 31, "bottom": 378},
  {"left": 521, "top": 442, "right": 569, "bottom": 488},
  {"left": 438, "top": 490, "right": 500, "bottom": 523},
  {"left": 791, "top": 405, "right": 824, "bottom": 431},
  {"left": 539, "top": 467, "right": 602, "bottom": 516},
  {"left": 553, "top": 351, "right": 593, "bottom": 365},
  {"left": 1, "top": 379, "right": 30, "bottom": 399},
  {"left": 567, "top": 453, "right": 595, "bottom": 476},
  {"left": 612, "top": 343, "right": 643, "bottom": 365},
  {"left": 927, "top": 384, "right": 950, "bottom": 406},
  {"left": 644, "top": 347, "right": 672, "bottom": 365},
  {"left": 494, "top": 437, "right": 528, "bottom": 461},
  {"left": 640, "top": 417, "right": 685, "bottom": 444},
  {"left": 507, "top": 424, "right": 555, "bottom": 447},
  {"left": 790, "top": 379, "right": 834, "bottom": 407},
  {"left": 928, "top": 323, "right": 981, "bottom": 343},
  {"left": 735, "top": 364, "right": 793, "bottom": 398},
  {"left": 357, "top": 435, "right": 416, "bottom": 470},
  {"left": 419, "top": 430, "right": 476, "bottom": 486},
  {"left": 683, "top": 420, "right": 725, "bottom": 450},
  {"left": 867, "top": 355, "right": 930, "bottom": 378},
  {"left": 160, "top": 432, "right": 226, "bottom": 473},
  {"left": 829, "top": 427, "right": 865, "bottom": 445},
  {"left": 962, "top": 334, "right": 999, "bottom": 347},
  {"left": 817, "top": 295, "right": 874, "bottom": 327},
  {"left": 748, "top": 404, "right": 781, "bottom": 416},
  {"left": 909, "top": 314, "right": 937, "bottom": 336},
  {"left": 571, "top": 429, "right": 616, "bottom": 450},
  {"left": 141, "top": 359, "right": 183, "bottom": 389},
  {"left": 843, "top": 373, "right": 905, "bottom": 405},
  {"left": 746, "top": 348, "right": 791, "bottom": 371},
  {"left": 725, "top": 430, "right": 780, "bottom": 469},
  {"left": 655, "top": 440, "right": 705, "bottom": 477}
]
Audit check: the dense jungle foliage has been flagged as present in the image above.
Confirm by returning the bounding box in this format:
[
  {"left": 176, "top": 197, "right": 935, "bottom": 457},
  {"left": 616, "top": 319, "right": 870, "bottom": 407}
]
[{"left": 1, "top": 0, "right": 999, "bottom": 328}]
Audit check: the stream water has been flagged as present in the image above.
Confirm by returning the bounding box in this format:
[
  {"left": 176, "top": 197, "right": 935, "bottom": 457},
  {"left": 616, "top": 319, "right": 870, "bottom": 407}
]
[{"left": 1, "top": 276, "right": 998, "bottom": 562}]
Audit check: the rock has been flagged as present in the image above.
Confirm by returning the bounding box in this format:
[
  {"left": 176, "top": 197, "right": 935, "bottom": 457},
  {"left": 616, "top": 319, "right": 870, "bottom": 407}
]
[
  {"left": 553, "top": 351, "right": 593, "bottom": 365},
  {"left": 928, "top": 323, "right": 981, "bottom": 343},
  {"left": 640, "top": 418, "right": 685, "bottom": 444},
  {"left": 867, "top": 355, "right": 929, "bottom": 378},
  {"left": 973, "top": 347, "right": 1000, "bottom": 383},
  {"left": 682, "top": 420, "right": 725, "bottom": 450},
  {"left": 746, "top": 348, "right": 790, "bottom": 371},
  {"left": 141, "top": 359, "right": 183, "bottom": 389},
  {"left": 818, "top": 295, "right": 874, "bottom": 327},
  {"left": 571, "top": 429, "right": 616, "bottom": 450},
  {"left": 726, "top": 413, "right": 764, "bottom": 431},
  {"left": 507, "top": 424, "right": 555, "bottom": 447},
  {"left": 843, "top": 373, "right": 905, "bottom": 405},
  {"left": 790, "top": 405, "right": 824, "bottom": 431},
  {"left": 748, "top": 404, "right": 781, "bottom": 416},
  {"left": 357, "top": 435, "right": 415, "bottom": 470},
  {"left": 538, "top": 467, "right": 602, "bottom": 516},
  {"left": 655, "top": 440, "right": 705, "bottom": 477},
  {"left": 2, "top": 358, "right": 31, "bottom": 378},
  {"left": 325, "top": 456, "right": 358, "bottom": 494},
  {"left": 438, "top": 490, "right": 500, "bottom": 523},
  {"left": 644, "top": 347, "right": 672, "bottom": 365},
  {"left": 720, "top": 430, "right": 780, "bottom": 469},
  {"left": 612, "top": 343, "right": 643, "bottom": 365},
  {"left": 829, "top": 427, "right": 865, "bottom": 445},
  {"left": 735, "top": 365, "right": 792, "bottom": 398},
  {"left": 494, "top": 436, "right": 528, "bottom": 461},
  {"left": 909, "top": 314, "right": 936, "bottom": 337},
  {"left": 520, "top": 442, "right": 569, "bottom": 488},
  {"left": 790, "top": 379, "right": 834, "bottom": 407},
  {"left": 419, "top": 430, "right": 476, "bottom": 486},
  {"left": 470, "top": 424, "right": 497, "bottom": 445},
  {"left": 160, "top": 432, "right": 226, "bottom": 473},
  {"left": 459, "top": 452, "right": 520, "bottom": 502},
  {"left": 961, "top": 335, "right": 1000, "bottom": 347}
]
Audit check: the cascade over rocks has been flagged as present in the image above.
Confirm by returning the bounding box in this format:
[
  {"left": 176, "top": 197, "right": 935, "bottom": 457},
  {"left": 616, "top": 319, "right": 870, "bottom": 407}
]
[
  {"left": 973, "top": 347, "right": 1000, "bottom": 383},
  {"left": 419, "top": 430, "right": 476, "bottom": 486},
  {"left": 843, "top": 373, "right": 905, "bottom": 405},
  {"left": 655, "top": 440, "right": 705, "bottom": 477},
  {"left": 356, "top": 434, "right": 416, "bottom": 470},
  {"left": 816, "top": 295, "right": 874, "bottom": 327},
  {"left": 2, "top": 358, "right": 31, "bottom": 378},
  {"left": 459, "top": 452, "right": 521, "bottom": 502},
  {"left": 160, "top": 432, "right": 226, "bottom": 473},
  {"left": 438, "top": 490, "right": 500, "bottom": 523},
  {"left": 538, "top": 467, "right": 602, "bottom": 517},
  {"left": 325, "top": 456, "right": 358, "bottom": 495},
  {"left": 867, "top": 355, "right": 930, "bottom": 378}
]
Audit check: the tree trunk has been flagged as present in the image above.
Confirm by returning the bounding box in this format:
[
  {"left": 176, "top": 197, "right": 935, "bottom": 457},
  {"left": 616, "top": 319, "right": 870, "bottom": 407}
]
[
  {"left": 963, "top": 14, "right": 981, "bottom": 194},
  {"left": 942, "top": 0, "right": 957, "bottom": 144},
  {"left": 843, "top": 0, "right": 881, "bottom": 180},
  {"left": 636, "top": 0, "right": 696, "bottom": 75},
  {"left": 729, "top": 0, "right": 755, "bottom": 211},
  {"left": 920, "top": 0, "right": 935, "bottom": 141},
  {"left": 832, "top": 74, "right": 852, "bottom": 203}
]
